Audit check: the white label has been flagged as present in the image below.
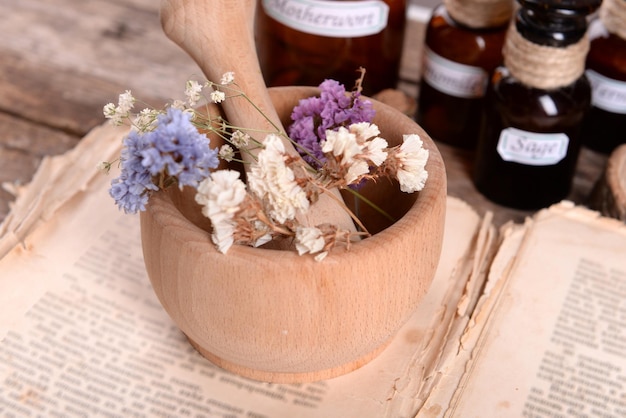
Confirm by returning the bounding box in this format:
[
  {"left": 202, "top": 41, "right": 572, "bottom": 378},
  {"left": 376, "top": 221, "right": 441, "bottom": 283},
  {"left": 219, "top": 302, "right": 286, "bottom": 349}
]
[
  {"left": 262, "top": 0, "right": 390, "bottom": 37},
  {"left": 497, "top": 128, "right": 569, "bottom": 166},
  {"left": 421, "top": 47, "right": 489, "bottom": 99},
  {"left": 586, "top": 69, "right": 626, "bottom": 114}
]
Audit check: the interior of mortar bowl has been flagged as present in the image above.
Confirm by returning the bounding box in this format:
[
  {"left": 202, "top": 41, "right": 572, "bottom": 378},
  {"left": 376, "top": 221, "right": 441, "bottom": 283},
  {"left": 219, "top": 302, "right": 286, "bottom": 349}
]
[{"left": 169, "top": 172, "right": 415, "bottom": 240}]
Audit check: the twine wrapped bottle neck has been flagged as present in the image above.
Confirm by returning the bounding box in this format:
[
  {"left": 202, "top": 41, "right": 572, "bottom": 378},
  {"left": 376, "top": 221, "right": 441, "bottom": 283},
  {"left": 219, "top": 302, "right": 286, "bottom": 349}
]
[
  {"left": 443, "top": 0, "right": 513, "bottom": 29},
  {"left": 601, "top": 0, "right": 626, "bottom": 40},
  {"left": 503, "top": 22, "right": 589, "bottom": 90}
]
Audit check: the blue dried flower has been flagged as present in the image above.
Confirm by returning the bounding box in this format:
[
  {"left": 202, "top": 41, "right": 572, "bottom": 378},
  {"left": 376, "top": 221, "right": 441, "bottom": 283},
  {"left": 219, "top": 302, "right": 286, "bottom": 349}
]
[
  {"left": 288, "top": 79, "right": 376, "bottom": 168},
  {"left": 110, "top": 107, "right": 219, "bottom": 213}
]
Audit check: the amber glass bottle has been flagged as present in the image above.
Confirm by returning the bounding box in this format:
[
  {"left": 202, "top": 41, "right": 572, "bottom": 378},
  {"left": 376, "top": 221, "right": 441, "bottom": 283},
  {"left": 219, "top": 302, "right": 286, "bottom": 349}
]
[
  {"left": 473, "top": 0, "right": 601, "bottom": 210},
  {"left": 416, "top": 0, "right": 513, "bottom": 149},
  {"left": 254, "top": 0, "right": 406, "bottom": 96},
  {"left": 580, "top": 0, "right": 626, "bottom": 154}
]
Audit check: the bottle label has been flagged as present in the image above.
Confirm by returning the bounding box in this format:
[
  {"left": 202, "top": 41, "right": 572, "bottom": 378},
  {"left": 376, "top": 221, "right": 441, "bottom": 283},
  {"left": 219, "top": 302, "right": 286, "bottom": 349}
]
[
  {"left": 422, "top": 47, "right": 489, "bottom": 99},
  {"left": 586, "top": 69, "right": 626, "bottom": 114},
  {"left": 497, "top": 128, "right": 569, "bottom": 166},
  {"left": 261, "top": 0, "right": 390, "bottom": 37}
]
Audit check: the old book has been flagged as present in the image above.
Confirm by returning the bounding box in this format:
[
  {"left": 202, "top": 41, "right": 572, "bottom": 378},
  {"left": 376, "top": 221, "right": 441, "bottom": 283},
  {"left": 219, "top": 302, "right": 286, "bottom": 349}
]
[
  {"left": 418, "top": 202, "right": 626, "bottom": 417},
  {"left": 0, "top": 123, "right": 492, "bottom": 417},
  {"left": 0, "top": 123, "right": 625, "bottom": 417}
]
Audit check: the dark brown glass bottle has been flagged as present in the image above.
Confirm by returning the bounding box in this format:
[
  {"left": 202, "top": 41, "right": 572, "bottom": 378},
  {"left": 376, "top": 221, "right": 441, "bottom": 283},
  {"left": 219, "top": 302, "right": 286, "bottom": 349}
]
[
  {"left": 254, "top": 0, "right": 406, "bottom": 96},
  {"left": 417, "top": 0, "right": 513, "bottom": 149},
  {"left": 580, "top": 0, "right": 626, "bottom": 154},
  {"left": 473, "top": 0, "right": 601, "bottom": 210}
]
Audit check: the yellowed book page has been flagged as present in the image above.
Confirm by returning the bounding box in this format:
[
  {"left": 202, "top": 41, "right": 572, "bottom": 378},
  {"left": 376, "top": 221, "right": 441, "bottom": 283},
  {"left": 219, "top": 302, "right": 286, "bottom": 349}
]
[
  {"left": 0, "top": 123, "right": 489, "bottom": 417},
  {"left": 442, "top": 202, "right": 626, "bottom": 417}
]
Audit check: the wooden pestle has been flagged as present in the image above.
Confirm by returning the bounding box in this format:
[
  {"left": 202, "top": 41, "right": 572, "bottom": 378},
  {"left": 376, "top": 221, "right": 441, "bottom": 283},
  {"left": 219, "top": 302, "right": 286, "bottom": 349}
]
[{"left": 160, "top": 0, "right": 358, "bottom": 239}]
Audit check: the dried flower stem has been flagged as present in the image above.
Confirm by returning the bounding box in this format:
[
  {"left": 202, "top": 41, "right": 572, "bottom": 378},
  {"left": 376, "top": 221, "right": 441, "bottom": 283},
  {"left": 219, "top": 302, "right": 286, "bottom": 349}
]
[{"left": 353, "top": 67, "right": 367, "bottom": 94}]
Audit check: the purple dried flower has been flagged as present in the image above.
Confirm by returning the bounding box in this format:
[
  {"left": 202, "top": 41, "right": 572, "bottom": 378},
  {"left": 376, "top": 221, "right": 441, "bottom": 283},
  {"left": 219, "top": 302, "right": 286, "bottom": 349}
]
[
  {"left": 288, "top": 79, "right": 375, "bottom": 168},
  {"left": 110, "top": 107, "right": 219, "bottom": 213}
]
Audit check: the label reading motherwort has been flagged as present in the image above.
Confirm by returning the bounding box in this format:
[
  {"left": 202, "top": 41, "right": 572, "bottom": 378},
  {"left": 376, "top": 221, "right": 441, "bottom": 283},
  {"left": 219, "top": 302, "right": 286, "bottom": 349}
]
[
  {"left": 262, "top": 0, "right": 390, "bottom": 37},
  {"left": 422, "top": 47, "right": 489, "bottom": 99},
  {"left": 586, "top": 69, "right": 626, "bottom": 114}
]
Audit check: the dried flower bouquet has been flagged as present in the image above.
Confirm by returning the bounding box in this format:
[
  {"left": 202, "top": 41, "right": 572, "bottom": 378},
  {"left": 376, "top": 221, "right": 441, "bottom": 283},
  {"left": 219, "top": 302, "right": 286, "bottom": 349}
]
[{"left": 101, "top": 73, "right": 429, "bottom": 260}]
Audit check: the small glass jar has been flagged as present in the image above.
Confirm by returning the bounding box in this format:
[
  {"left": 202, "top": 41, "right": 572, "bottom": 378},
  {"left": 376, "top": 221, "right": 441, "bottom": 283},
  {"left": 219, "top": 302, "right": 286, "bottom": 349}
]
[
  {"left": 580, "top": 0, "right": 626, "bottom": 154},
  {"left": 254, "top": 0, "right": 407, "bottom": 96},
  {"left": 416, "top": 0, "right": 513, "bottom": 149},
  {"left": 473, "top": 0, "right": 600, "bottom": 210}
]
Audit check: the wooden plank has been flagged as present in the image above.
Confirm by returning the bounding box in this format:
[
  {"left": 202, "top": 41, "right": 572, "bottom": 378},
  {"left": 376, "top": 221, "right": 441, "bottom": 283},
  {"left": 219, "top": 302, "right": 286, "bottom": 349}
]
[
  {"left": 1, "top": 50, "right": 131, "bottom": 136},
  {"left": 0, "top": 0, "right": 201, "bottom": 131},
  {"left": 0, "top": 113, "right": 78, "bottom": 220},
  {"left": 0, "top": 0, "right": 202, "bottom": 222}
]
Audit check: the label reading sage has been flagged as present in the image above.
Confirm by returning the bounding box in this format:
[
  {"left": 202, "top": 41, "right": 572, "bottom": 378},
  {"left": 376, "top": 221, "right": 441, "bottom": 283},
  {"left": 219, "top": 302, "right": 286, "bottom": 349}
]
[{"left": 497, "top": 127, "right": 569, "bottom": 166}]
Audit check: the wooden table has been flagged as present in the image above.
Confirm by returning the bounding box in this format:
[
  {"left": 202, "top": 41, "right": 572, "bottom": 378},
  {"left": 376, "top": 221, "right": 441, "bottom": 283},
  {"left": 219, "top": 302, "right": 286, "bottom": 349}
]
[{"left": 0, "top": 0, "right": 609, "bottom": 228}]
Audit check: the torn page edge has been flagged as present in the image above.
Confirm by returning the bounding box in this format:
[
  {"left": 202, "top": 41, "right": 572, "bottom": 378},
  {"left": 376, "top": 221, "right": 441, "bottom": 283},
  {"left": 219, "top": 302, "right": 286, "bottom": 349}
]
[
  {"left": 415, "top": 219, "right": 528, "bottom": 418},
  {"left": 456, "top": 211, "right": 496, "bottom": 317},
  {"left": 412, "top": 213, "right": 499, "bottom": 413},
  {"left": 539, "top": 200, "right": 626, "bottom": 235},
  {"left": 385, "top": 205, "right": 497, "bottom": 416}
]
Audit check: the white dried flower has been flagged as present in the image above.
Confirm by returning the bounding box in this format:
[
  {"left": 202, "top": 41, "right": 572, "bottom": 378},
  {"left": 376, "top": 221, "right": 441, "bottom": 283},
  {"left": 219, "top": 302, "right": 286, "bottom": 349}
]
[
  {"left": 395, "top": 134, "right": 429, "bottom": 193},
  {"left": 219, "top": 144, "right": 235, "bottom": 162},
  {"left": 103, "top": 103, "right": 123, "bottom": 125},
  {"left": 363, "top": 136, "right": 388, "bottom": 166},
  {"left": 247, "top": 134, "right": 310, "bottom": 224},
  {"left": 322, "top": 127, "right": 363, "bottom": 165},
  {"left": 345, "top": 160, "right": 370, "bottom": 185},
  {"left": 117, "top": 90, "right": 135, "bottom": 114},
  {"left": 210, "top": 90, "right": 226, "bottom": 103},
  {"left": 314, "top": 252, "right": 328, "bottom": 262},
  {"left": 230, "top": 130, "right": 250, "bottom": 148},
  {"left": 348, "top": 123, "right": 387, "bottom": 166},
  {"left": 170, "top": 99, "right": 187, "bottom": 110},
  {"left": 133, "top": 108, "right": 158, "bottom": 132},
  {"left": 252, "top": 221, "right": 272, "bottom": 247},
  {"left": 220, "top": 71, "right": 235, "bottom": 85},
  {"left": 195, "top": 170, "right": 247, "bottom": 254},
  {"left": 185, "top": 80, "right": 203, "bottom": 107},
  {"left": 295, "top": 226, "right": 326, "bottom": 256},
  {"left": 349, "top": 122, "right": 380, "bottom": 143},
  {"left": 96, "top": 161, "right": 111, "bottom": 173},
  {"left": 210, "top": 223, "right": 237, "bottom": 255}
]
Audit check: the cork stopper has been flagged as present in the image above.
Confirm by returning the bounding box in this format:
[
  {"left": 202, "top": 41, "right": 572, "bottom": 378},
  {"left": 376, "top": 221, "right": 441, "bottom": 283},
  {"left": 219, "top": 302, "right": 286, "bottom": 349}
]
[
  {"left": 501, "top": 0, "right": 601, "bottom": 90},
  {"left": 443, "top": 0, "right": 514, "bottom": 29},
  {"left": 503, "top": 23, "right": 589, "bottom": 89}
]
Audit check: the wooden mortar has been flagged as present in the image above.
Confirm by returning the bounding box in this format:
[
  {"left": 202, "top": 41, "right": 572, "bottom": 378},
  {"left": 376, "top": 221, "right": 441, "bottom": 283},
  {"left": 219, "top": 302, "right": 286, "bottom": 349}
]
[{"left": 140, "top": 87, "right": 447, "bottom": 383}]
